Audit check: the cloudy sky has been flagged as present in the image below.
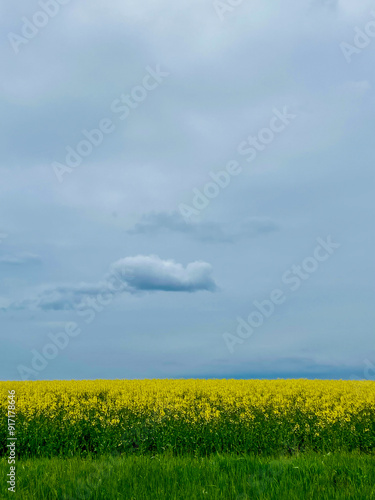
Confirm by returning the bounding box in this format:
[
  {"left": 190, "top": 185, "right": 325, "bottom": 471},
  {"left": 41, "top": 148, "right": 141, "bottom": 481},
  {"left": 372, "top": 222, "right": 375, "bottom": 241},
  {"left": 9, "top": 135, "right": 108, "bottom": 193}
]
[{"left": 1, "top": 0, "right": 374, "bottom": 381}]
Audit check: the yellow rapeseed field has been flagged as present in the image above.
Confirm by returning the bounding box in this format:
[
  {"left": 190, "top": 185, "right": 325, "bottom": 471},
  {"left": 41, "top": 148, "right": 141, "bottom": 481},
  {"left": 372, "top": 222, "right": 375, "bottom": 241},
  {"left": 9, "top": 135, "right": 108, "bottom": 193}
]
[{"left": 1, "top": 379, "right": 374, "bottom": 456}]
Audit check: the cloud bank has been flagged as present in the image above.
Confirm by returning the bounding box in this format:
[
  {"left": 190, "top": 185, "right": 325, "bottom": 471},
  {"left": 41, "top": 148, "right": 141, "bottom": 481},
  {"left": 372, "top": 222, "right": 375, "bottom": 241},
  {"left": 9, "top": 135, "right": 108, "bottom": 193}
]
[{"left": 128, "top": 212, "right": 278, "bottom": 243}]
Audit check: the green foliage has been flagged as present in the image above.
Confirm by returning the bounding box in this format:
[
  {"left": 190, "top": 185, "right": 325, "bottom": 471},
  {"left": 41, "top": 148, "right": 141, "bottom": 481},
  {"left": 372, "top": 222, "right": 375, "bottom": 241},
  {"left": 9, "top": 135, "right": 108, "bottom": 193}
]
[{"left": 1, "top": 452, "right": 374, "bottom": 499}]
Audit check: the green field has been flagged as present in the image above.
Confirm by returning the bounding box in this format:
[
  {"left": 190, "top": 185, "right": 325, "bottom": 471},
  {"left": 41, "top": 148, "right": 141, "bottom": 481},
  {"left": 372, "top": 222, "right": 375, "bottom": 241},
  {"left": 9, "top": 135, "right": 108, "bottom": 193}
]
[
  {"left": 1, "top": 452, "right": 375, "bottom": 499},
  {"left": 2, "top": 380, "right": 375, "bottom": 459},
  {"left": 2, "top": 380, "right": 374, "bottom": 497}
]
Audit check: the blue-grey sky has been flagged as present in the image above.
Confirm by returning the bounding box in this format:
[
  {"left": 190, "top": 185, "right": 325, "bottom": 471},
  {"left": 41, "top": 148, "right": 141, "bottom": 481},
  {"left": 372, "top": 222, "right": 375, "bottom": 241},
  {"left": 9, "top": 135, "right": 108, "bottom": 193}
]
[{"left": 1, "top": 0, "right": 374, "bottom": 380}]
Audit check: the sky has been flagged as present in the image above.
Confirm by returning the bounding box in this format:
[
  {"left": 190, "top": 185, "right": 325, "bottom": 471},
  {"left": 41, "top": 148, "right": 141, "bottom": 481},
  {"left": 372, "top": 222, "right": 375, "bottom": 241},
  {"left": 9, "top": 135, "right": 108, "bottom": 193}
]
[{"left": 0, "top": 0, "right": 374, "bottom": 381}]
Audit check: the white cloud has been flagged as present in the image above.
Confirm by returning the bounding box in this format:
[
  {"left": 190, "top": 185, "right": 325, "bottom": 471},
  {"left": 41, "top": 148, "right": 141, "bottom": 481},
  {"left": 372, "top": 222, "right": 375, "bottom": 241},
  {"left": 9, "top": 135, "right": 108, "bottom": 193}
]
[
  {"left": 3, "top": 255, "right": 217, "bottom": 311},
  {"left": 111, "top": 255, "right": 217, "bottom": 293}
]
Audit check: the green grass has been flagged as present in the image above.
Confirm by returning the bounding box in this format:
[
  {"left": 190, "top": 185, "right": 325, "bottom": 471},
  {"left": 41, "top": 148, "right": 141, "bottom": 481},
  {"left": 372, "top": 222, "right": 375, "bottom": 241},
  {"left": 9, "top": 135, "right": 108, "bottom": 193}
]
[{"left": 1, "top": 452, "right": 374, "bottom": 499}]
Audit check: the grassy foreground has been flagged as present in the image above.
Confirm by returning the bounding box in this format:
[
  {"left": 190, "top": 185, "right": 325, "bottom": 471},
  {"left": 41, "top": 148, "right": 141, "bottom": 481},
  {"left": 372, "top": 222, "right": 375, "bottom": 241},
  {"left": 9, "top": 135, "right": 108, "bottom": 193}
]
[{"left": 1, "top": 452, "right": 375, "bottom": 499}]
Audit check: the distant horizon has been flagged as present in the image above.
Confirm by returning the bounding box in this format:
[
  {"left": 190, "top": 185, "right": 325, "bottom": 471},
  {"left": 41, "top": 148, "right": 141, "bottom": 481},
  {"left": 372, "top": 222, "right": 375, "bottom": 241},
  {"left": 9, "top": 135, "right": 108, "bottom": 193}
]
[{"left": 1, "top": 373, "right": 371, "bottom": 382}]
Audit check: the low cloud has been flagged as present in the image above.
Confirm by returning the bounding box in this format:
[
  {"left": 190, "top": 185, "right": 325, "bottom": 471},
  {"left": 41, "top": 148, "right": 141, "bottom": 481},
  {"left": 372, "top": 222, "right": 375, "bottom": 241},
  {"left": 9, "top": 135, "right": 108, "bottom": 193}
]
[
  {"left": 111, "top": 255, "right": 217, "bottom": 292},
  {"left": 2, "top": 255, "right": 217, "bottom": 311},
  {"left": 12, "top": 282, "right": 110, "bottom": 312},
  {"left": 127, "top": 211, "right": 278, "bottom": 243},
  {"left": 0, "top": 252, "right": 42, "bottom": 265}
]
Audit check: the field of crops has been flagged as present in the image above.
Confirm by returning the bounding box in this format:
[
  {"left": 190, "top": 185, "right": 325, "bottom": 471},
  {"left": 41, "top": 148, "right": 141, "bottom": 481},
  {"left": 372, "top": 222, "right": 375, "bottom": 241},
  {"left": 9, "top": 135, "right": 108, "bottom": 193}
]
[{"left": 1, "top": 379, "right": 375, "bottom": 458}]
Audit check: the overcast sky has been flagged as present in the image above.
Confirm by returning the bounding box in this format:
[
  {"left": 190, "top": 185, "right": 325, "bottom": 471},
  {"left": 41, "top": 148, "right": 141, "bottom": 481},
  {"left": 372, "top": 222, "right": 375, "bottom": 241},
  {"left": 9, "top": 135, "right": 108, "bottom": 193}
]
[{"left": 1, "top": 0, "right": 374, "bottom": 381}]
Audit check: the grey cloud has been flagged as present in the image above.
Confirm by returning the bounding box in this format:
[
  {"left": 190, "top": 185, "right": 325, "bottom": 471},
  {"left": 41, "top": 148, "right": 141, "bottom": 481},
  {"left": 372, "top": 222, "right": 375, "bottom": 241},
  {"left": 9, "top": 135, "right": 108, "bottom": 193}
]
[
  {"left": 0, "top": 252, "right": 41, "bottom": 265},
  {"left": 310, "top": 0, "right": 338, "bottom": 11},
  {"left": 110, "top": 255, "right": 217, "bottom": 292},
  {"left": 3, "top": 255, "right": 217, "bottom": 311},
  {"left": 127, "top": 212, "right": 278, "bottom": 243},
  {"left": 15, "top": 282, "right": 111, "bottom": 312}
]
